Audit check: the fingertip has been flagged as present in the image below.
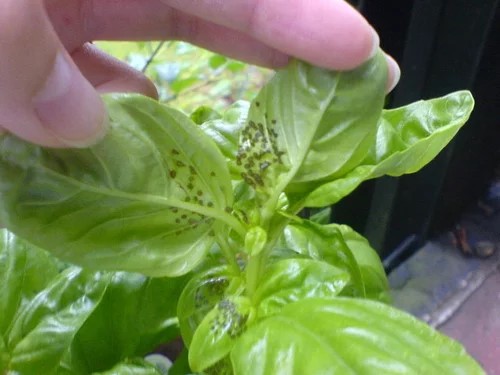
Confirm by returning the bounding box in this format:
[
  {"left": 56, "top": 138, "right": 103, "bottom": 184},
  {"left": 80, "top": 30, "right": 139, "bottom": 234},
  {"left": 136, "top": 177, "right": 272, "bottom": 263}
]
[
  {"left": 385, "top": 54, "right": 401, "bottom": 93},
  {"left": 265, "top": 0, "right": 381, "bottom": 70},
  {"left": 95, "top": 75, "right": 159, "bottom": 100},
  {"left": 73, "top": 44, "right": 159, "bottom": 100},
  {"left": 33, "top": 52, "right": 108, "bottom": 148}
]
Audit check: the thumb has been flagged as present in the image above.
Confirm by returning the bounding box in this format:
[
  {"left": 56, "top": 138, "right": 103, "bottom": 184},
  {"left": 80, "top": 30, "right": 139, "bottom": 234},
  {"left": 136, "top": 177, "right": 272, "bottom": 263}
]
[{"left": 0, "top": 0, "right": 106, "bottom": 147}]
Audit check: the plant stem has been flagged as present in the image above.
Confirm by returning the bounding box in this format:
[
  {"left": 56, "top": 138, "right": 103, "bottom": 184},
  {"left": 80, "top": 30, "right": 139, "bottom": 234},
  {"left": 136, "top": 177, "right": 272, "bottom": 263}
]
[
  {"left": 141, "top": 41, "right": 166, "bottom": 73},
  {"left": 246, "top": 214, "right": 292, "bottom": 298},
  {"left": 246, "top": 251, "right": 263, "bottom": 298},
  {"left": 217, "top": 232, "right": 241, "bottom": 274}
]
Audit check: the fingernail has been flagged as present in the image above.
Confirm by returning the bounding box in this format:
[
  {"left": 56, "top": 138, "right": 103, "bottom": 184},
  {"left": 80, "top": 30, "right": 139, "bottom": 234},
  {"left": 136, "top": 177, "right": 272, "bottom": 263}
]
[
  {"left": 33, "top": 52, "right": 107, "bottom": 147},
  {"left": 385, "top": 54, "right": 401, "bottom": 93}
]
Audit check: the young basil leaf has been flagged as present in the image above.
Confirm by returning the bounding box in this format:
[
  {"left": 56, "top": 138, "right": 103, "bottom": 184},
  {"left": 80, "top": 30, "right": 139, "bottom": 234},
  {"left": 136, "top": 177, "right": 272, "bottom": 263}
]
[
  {"left": 253, "top": 258, "right": 350, "bottom": 317},
  {"left": 190, "top": 106, "right": 222, "bottom": 125},
  {"left": 334, "top": 224, "right": 390, "bottom": 302},
  {"left": 283, "top": 221, "right": 365, "bottom": 298},
  {"left": 244, "top": 226, "right": 267, "bottom": 256},
  {"left": 236, "top": 52, "right": 386, "bottom": 201},
  {"left": 308, "top": 207, "right": 332, "bottom": 225},
  {"left": 283, "top": 221, "right": 389, "bottom": 302},
  {"left": 177, "top": 266, "right": 245, "bottom": 347},
  {"left": 306, "top": 90, "right": 474, "bottom": 206},
  {"left": 230, "top": 298, "right": 485, "bottom": 375},
  {"left": 189, "top": 296, "right": 253, "bottom": 373},
  {"left": 0, "top": 94, "right": 235, "bottom": 277},
  {"left": 60, "top": 273, "right": 188, "bottom": 374}
]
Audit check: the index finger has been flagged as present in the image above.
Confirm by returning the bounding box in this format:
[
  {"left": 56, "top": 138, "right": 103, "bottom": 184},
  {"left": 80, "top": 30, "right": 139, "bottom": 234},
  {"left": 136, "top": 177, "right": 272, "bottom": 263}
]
[{"left": 159, "top": 0, "right": 379, "bottom": 70}]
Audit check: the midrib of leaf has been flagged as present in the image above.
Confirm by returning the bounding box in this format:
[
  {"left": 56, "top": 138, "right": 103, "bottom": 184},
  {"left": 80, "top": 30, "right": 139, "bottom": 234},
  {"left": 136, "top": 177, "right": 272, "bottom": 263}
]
[{"left": 27, "top": 165, "right": 245, "bottom": 237}]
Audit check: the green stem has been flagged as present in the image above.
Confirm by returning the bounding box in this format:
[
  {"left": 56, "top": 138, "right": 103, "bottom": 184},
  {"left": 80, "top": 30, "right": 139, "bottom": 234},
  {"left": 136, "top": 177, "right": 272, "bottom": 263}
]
[
  {"left": 246, "top": 214, "right": 294, "bottom": 298},
  {"left": 246, "top": 251, "right": 264, "bottom": 298},
  {"left": 217, "top": 232, "right": 241, "bottom": 274},
  {"left": 246, "top": 194, "right": 306, "bottom": 298}
]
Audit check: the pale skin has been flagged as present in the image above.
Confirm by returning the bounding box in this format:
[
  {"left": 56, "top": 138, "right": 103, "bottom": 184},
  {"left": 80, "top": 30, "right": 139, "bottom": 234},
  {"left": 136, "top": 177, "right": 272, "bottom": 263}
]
[{"left": 0, "top": 0, "right": 400, "bottom": 148}]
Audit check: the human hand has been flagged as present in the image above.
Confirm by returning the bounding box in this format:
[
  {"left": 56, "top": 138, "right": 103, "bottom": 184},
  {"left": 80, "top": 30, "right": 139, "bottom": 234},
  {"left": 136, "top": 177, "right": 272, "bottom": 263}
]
[{"left": 0, "top": 0, "right": 400, "bottom": 148}]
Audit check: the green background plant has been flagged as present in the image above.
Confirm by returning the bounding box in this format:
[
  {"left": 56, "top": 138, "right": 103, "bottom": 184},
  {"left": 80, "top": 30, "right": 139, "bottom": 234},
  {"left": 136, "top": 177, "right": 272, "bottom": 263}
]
[{"left": 96, "top": 41, "right": 272, "bottom": 114}]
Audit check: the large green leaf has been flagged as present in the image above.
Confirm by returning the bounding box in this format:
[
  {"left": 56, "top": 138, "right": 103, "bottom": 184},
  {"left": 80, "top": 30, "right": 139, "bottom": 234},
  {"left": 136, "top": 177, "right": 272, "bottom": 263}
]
[
  {"left": 0, "top": 230, "right": 60, "bottom": 335},
  {"left": 6, "top": 269, "right": 109, "bottom": 375},
  {"left": 230, "top": 298, "right": 485, "bottom": 375},
  {"left": 253, "top": 258, "right": 350, "bottom": 316},
  {"left": 0, "top": 95, "right": 235, "bottom": 276},
  {"left": 0, "top": 229, "right": 108, "bottom": 375},
  {"left": 306, "top": 91, "right": 474, "bottom": 206},
  {"left": 236, "top": 52, "right": 387, "bottom": 201},
  {"left": 0, "top": 230, "right": 187, "bottom": 374},
  {"left": 59, "top": 273, "right": 188, "bottom": 374}
]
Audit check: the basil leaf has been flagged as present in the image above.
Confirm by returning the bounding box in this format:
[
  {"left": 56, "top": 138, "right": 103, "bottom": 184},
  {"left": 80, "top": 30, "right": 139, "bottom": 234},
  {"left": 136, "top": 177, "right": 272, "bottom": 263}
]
[
  {"left": 1, "top": 229, "right": 187, "bottom": 374},
  {"left": 7, "top": 269, "right": 109, "bottom": 375},
  {"left": 236, "top": 52, "right": 386, "bottom": 201},
  {"left": 284, "top": 221, "right": 389, "bottom": 302},
  {"left": 177, "top": 266, "right": 245, "bottom": 347},
  {"left": 190, "top": 106, "right": 222, "bottom": 125},
  {"left": 0, "top": 95, "right": 234, "bottom": 277},
  {"left": 60, "top": 273, "right": 188, "bottom": 374},
  {"left": 0, "top": 230, "right": 61, "bottom": 335},
  {"left": 334, "top": 224, "right": 390, "bottom": 302},
  {"left": 306, "top": 90, "right": 474, "bottom": 206},
  {"left": 189, "top": 296, "right": 253, "bottom": 373},
  {"left": 283, "top": 221, "right": 366, "bottom": 298},
  {"left": 231, "top": 298, "right": 485, "bottom": 375},
  {"left": 1, "top": 229, "right": 108, "bottom": 374},
  {"left": 253, "top": 258, "right": 350, "bottom": 316}
]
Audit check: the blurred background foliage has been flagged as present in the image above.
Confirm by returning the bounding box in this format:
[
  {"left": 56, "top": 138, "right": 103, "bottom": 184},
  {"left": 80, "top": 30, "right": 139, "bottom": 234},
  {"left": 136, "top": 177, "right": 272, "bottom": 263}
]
[{"left": 97, "top": 41, "right": 272, "bottom": 114}]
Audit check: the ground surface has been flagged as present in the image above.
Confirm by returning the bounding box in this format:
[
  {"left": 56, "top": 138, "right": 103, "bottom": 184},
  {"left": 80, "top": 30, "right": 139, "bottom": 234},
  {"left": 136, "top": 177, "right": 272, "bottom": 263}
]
[{"left": 390, "top": 202, "right": 500, "bottom": 374}]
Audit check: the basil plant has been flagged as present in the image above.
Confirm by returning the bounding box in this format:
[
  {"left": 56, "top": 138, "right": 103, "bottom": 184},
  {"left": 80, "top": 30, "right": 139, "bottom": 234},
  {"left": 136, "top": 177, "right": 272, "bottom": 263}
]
[{"left": 0, "top": 51, "right": 483, "bottom": 374}]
